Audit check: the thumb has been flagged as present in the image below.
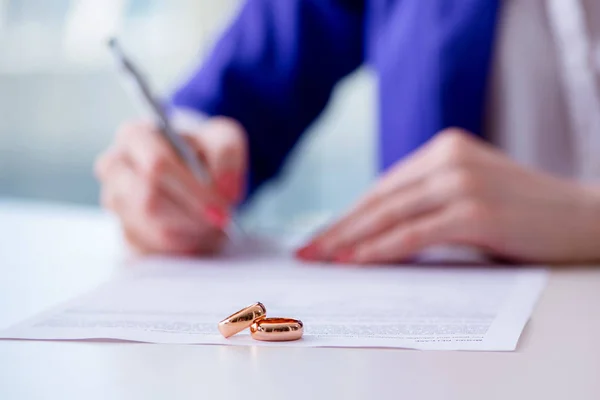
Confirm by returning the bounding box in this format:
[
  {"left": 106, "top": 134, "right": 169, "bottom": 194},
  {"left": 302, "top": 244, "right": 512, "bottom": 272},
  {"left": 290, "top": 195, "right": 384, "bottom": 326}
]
[{"left": 186, "top": 117, "right": 248, "bottom": 203}]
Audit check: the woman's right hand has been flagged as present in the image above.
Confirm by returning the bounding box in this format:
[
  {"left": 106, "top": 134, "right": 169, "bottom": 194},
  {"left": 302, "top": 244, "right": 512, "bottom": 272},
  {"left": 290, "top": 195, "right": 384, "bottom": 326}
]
[{"left": 95, "top": 117, "right": 248, "bottom": 255}]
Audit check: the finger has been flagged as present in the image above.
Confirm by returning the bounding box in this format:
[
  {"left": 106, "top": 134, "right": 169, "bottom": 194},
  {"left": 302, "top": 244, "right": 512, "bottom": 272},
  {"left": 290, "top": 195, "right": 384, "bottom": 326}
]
[
  {"left": 99, "top": 151, "right": 135, "bottom": 213},
  {"left": 323, "top": 180, "right": 443, "bottom": 260},
  {"left": 100, "top": 155, "right": 201, "bottom": 232},
  {"left": 125, "top": 199, "right": 225, "bottom": 255},
  {"left": 116, "top": 122, "right": 229, "bottom": 228},
  {"left": 188, "top": 117, "right": 247, "bottom": 202},
  {"left": 346, "top": 131, "right": 464, "bottom": 213},
  {"left": 351, "top": 208, "right": 457, "bottom": 264},
  {"left": 126, "top": 226, "right": 227, "bottom": 255},
  {"left": 116, "top": 121, "right": 227, "bottom": 206},
  {"left": 320, "top": 166, "right": 489, "bottom": 259},
  {"left": 123, "top": 220, "right": 202, "bottom": 255},
  {"left": 352, "top": 200, "right": 493, "bottom": 264},
  {"left": 303, "top": 130, "right": 485, "bottom": 256},
  {"left": 103, "top": 158, "right": 221, "bottom": 254},
  {"left": 131, "top": 205, "right": 227, "bottom": 255},
  {"left": 301, "top": 143, "right": 443, "bottom": 257},
  {"left": 298, "top": 177, "right": 429, "bottom": 261}
]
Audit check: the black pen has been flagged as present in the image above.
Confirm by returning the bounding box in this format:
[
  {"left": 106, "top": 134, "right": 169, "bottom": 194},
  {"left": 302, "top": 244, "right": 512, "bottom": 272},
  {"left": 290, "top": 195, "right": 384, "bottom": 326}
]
[{"left": 107, "top": 38, "right": 243, "bottom": 234}]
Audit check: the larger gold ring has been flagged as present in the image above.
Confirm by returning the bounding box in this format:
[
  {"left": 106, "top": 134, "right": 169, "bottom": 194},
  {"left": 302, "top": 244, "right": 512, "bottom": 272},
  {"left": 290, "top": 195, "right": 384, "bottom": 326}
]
[{"left": 218, "top": 302, "right": 267, "bottom": 338}]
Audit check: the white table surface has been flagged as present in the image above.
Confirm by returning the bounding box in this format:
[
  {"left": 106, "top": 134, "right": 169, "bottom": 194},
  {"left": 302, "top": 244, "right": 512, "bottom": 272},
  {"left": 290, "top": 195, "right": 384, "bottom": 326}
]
[{"left": 1, "top": 200, "right": 599, "bottom": 400}]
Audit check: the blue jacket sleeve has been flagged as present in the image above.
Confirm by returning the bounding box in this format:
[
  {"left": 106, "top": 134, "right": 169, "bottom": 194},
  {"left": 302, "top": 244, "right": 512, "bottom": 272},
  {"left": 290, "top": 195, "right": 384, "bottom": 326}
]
[{"left": 171, "top": 0, "right": 364, "bottom": 199}]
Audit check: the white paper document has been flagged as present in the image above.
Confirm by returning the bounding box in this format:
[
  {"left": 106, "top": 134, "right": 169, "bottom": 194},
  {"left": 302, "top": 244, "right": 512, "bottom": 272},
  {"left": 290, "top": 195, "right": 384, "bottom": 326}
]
[{"left": 0, "top": 244, "right": 547, "bottom": 351}]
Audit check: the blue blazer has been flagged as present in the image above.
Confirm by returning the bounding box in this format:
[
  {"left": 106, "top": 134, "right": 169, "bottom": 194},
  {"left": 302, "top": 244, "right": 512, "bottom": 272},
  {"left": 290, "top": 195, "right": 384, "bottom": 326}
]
[{"left": 172, "top": 0, "right": 499, "bottom": 198}]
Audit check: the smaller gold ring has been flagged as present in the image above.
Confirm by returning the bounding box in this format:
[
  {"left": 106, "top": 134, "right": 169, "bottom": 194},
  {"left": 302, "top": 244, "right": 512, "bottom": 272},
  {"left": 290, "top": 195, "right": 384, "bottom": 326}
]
[{"left": 250, "top": 318, "right": 304, "bottom": 342}]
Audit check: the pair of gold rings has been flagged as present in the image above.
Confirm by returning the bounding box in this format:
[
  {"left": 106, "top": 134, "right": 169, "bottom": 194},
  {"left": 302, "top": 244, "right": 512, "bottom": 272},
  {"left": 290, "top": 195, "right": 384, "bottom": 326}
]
[{"left": 218, "top": 302, "right": 304, "bottom": 342}]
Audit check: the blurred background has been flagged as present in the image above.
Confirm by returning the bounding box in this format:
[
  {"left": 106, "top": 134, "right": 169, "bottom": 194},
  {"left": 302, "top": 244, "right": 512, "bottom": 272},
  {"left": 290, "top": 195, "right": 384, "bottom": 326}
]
[{"left": 0, "top": 0, "right": 376, "bottom": 231}]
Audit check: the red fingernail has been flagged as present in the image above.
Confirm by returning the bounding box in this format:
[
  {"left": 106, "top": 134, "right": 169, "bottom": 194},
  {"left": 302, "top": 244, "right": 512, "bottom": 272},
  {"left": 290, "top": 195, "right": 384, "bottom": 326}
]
[
  {"left": 334, "top": 249, "right": 355, "bottom": 264},
  {"left": 204, "top": 206, "right": 229, "bottom": 229},
  {"left": 217, "top": 171, "right": 240, "bottom": 201},
  {"left": 296, "top": 243, "right": 319, "bottom": 261}
]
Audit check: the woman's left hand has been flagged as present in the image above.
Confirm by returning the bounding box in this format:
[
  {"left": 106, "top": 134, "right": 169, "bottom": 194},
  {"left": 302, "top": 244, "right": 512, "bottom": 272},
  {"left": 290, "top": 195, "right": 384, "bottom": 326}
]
[{"left": 296, "top": 128, "right": 600, "bottom": 264}]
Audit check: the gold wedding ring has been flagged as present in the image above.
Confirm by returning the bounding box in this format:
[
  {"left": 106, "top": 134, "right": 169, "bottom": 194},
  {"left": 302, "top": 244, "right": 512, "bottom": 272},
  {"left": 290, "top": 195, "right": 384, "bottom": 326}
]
[
  {"left": 218, "top": 303, "right": 304, "bottom": 341},
  {"left": 218, "top": 302, "right": 267, "bottom": 338},
  {"left": 250, "top": 318, "right": 304, "bottom": 342}
]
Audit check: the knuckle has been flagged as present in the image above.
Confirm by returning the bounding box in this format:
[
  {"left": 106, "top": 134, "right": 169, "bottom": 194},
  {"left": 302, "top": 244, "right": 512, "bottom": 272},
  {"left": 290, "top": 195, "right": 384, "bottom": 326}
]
[
  {"left": 436, "top": 128, "right": 473, "bottom": 165},
  {"left": 139, "top": 186, "right": 160, "bottom": 216},
  {"left": 400, "top": 228, "right": 421, "bottom": 249},
  {"left": 212, "top": 116, "right": 247, "bottom": 140},
  {"left": 356, "top": 243, "right": 376, "bottom": 263},
  {"left": 365, "top": 189, "right": 386, "bottom": 209},
  {"left": 116, "top": 120, "right": 153, "bottom": 142},
  {"left": 156, "top": 226, "right": 192, "bottom": 251},
  {"left": 456, "top": 200, "right": 493, "bottom": 226},
  {"left": 206, "top": 117, "right": 248, "bottom": 154},
  {"left": 145, "top": 154, "right": 168, "bottom": 182},
  {"left": 450, "top": 200, "right": 498, "bottom": 243},
  {"left": 445, "top": 169, "right": 480, "bottom": 197},
  {"left": 373, "top": 207, "right": 395, "bottom": 227},
  {"left": 156, "top": 226, "right": 176, "bottom": 246},
  {"left": 219, "top": 142, "right": 241, "bottom": 163},
  {"left": 439, "top": 127, "right": 472, "bottom": 144},
  {"left": 115, "top": 121, "right": 139, "bottom": 141}
]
